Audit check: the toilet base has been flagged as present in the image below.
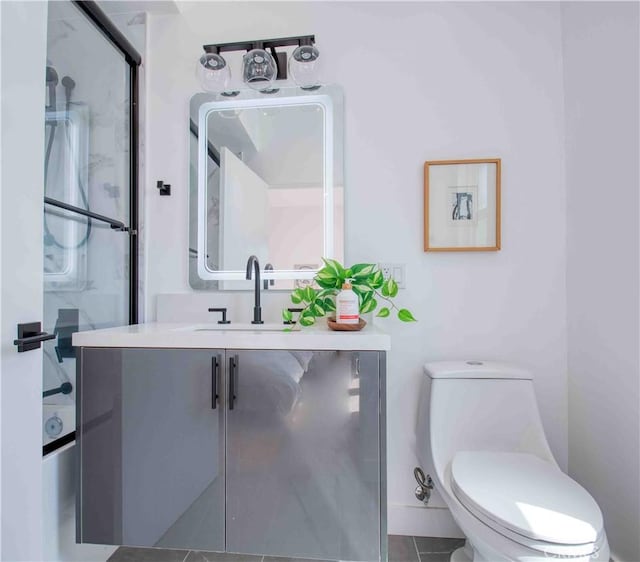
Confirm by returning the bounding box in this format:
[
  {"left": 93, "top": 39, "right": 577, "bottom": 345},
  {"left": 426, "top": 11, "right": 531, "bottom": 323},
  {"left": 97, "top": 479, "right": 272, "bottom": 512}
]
[{"left": 449, "top": 536, "right": 609, "bottom": 562}]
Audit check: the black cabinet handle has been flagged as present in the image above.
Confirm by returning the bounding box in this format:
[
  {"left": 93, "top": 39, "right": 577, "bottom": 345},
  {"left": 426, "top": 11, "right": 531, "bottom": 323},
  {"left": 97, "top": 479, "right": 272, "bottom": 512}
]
[
  {"left": 211, "top": 356, "right": 219, "bottom": 409},
  {"left": 14, "top": 322, "right": 56, "bottom": 352},
  {"left": 228, "top": 355, "right": 237, "bottom": 410}
]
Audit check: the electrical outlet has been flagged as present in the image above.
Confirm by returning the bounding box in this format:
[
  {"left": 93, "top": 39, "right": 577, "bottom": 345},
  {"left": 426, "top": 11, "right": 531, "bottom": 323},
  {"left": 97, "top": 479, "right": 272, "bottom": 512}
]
[{"left": 378, "top": 263, "right": 406, "bottom": 289}]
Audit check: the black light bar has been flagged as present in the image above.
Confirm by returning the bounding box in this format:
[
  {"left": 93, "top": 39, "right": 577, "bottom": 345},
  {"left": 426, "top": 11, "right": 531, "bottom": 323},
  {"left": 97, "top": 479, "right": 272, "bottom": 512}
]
[{"left": 203, "top": 35, "right": 315, "bottom": 55}]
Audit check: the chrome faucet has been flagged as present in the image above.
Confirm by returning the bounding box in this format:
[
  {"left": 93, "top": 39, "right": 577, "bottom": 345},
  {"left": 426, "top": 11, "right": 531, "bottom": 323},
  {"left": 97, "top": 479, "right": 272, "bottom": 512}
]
[
  {"left": 245, "top": 255, "right": 264, "bottom": 324},
  {"left": 264, "top": 263, "right": 275, "bottom": 290}
]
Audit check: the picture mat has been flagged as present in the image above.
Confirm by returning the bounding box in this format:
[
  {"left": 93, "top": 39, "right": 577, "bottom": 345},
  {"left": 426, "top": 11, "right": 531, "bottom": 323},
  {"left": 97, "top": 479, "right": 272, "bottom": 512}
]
[{"left": 428, "top": 162, "right": 497, "bottom": 248}]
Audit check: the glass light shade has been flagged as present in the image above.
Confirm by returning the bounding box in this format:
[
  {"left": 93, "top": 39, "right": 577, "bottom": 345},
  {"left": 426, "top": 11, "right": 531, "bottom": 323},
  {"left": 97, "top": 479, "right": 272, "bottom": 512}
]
[
  {"left": 197, "top": 53, "right": 231, "bottom": 92},
  {"left": 289, "top": 45, "right": 321, "bottom": 90},
  {"left": 242, "top": 49, "right": 277, "bottom": 91}
]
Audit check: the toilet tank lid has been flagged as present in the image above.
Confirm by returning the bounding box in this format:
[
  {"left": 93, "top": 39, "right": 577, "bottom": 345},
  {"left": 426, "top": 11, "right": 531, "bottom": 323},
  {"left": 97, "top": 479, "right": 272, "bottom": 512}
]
[{"left": 423, "top": 361, "right": 532, "bottom": 380}]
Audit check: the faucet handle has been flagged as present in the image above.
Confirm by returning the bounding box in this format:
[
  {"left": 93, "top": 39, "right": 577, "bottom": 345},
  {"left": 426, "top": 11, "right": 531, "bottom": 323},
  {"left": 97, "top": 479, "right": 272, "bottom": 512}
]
[
  {"left": 208, "top": 307, "right": 231, "bottom": 324},
  {"left": 284, "top": 307, "right": 304, "bottom": 325}
]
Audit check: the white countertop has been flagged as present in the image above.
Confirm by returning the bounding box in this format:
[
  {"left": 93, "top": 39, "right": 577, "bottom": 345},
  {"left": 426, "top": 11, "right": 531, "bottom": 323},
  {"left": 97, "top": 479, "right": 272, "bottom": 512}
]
[{"left": 72, "top": 322, "right": 391, "bottom": 351}]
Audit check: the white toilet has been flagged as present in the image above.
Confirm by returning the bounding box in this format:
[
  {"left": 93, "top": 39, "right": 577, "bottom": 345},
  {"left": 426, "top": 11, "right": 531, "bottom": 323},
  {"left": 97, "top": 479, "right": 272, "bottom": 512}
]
[{"left": 415, "top": 361, "right": 609, "bottom": 562}]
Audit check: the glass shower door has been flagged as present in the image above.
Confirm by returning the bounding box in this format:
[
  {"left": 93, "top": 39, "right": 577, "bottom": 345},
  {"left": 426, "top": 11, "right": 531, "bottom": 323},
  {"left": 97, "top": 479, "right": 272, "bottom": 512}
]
[{"left": 42, "top": 0, "right": 136, "bottom": 453}]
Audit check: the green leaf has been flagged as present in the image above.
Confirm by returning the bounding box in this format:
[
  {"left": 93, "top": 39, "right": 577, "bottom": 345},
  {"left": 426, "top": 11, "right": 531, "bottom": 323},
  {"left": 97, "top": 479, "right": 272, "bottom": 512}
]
[
  {"left": 369, "top": 270, "right": 384, "bottom": 289},
  {"left": 381, "top": 282, "right": 389, "bottom": 297},
  {"left": 282, "top": 309, "right": 293, "bottom": 323},
  {"left": 352, "top": 282, "right": 374, "bottom": 294},
  {"left": 322, "top": 258, "right": 346, "bottom": 279},
  {"left": 381, "top": 278, "right": 398, "bottom": 298},
  {"left": 283, "top": 327, "right": 293, "bottom": 332},
  {"left": 315, "top": 269, "right": 337, "bottom": 285},
  {"left": 316, "top": 266, "right": 334, "bottom": 278},
  {"left": 355, "top": 289, "right": 372, "bottom": 308},
  {"left": 376, "top": 307, "right": 390, "bottom": 318},
  {"left": 388, "top": 278, "right": 399, "bottom": 298},
  {"left": 299, "top": 314, "right": 316, "bottom": 327},
  {"left": 322, "top": 297, "right": 336, "bottom": 312},
  {"left": 317, "top": 288, "right": 338, "bottom": 298},
  {"left": 311, "top": 302, "right": 325, "bottom": 317},
  {"left": 360, "top": 297, "right": 377, "bottom": 314},
  {"left": 316, "top": 276, "right": 338, "bottom": 289},
  {"left": 303, "top": 286, "right": 317, "bottom": 303},
  {"left": 291, "top": 288, "right": 304, "bottom": 304},
  {"left": 398, "top": 308, "right": 417, "bottom": 322},
  {"left": 350, "top": 263, "right": 376, "bottom": 279},
  {"left": 358, "top": 290, "right": 373, "bottom": 310}
]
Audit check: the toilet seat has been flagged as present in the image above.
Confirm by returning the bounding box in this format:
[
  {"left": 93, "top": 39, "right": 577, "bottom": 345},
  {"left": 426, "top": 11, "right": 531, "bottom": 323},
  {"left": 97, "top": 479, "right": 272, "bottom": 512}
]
[{"left": 451, "top": 451, "right": 604, "bottom": 556}]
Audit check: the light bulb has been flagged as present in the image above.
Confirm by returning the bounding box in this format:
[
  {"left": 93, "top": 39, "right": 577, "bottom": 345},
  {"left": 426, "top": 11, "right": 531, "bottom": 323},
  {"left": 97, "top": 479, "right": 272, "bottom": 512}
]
[
  {"left": 289, "top": 45, "right": 321, "bottom": 90},
  {"left": 197, "top": 53, "right": 231, "bottom": 93},
  {"left": 242, "top": 49, "right": 277, "bottom": 91}
]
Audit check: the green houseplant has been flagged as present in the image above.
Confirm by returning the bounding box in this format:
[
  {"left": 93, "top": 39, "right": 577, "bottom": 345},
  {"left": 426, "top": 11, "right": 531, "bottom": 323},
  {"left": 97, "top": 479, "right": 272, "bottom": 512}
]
[{"left": 283, "top": 259, "right": 417, "bottom": 327}]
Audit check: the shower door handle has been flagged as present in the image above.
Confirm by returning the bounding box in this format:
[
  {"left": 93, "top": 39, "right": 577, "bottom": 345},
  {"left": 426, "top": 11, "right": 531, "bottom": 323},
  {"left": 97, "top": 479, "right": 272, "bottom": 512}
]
[{"left": 14, "top": 322, "right": 56, "bottom": 353}]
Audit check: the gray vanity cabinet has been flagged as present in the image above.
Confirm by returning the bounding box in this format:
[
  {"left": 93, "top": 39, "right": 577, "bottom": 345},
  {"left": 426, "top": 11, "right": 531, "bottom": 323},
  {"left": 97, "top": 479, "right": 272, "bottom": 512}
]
[
  {"left": 77, "top": 347, "right": 387, "bottom": 562},
  {"left": 76, "top": 348, "right": 226, "bottom": 552},
  {"left": 225, "top": 350, "right": 385, "bottom": 561}
]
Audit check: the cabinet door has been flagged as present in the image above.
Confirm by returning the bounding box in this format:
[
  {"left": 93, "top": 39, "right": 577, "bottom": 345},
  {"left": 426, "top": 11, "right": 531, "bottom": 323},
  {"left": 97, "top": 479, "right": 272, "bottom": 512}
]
[
  {"left": 225, "top": 350, "right": 383, "bottom": 561},
  {"left": 77, "top": 348, "right": 226, "bottom": 551}
]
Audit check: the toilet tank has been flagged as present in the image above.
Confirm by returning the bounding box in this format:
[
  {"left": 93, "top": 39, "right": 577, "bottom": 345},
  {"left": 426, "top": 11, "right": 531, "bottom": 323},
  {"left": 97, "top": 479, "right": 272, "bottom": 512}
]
[{"left": 416, "top": 361, "right": 556, "bottom": 487}]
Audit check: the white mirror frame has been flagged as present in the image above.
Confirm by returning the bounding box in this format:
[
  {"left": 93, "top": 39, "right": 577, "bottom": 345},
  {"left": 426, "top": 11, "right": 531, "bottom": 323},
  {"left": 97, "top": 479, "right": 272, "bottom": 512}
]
[{"left": 196, "top": 91, "right": 336, "bottom": 282}]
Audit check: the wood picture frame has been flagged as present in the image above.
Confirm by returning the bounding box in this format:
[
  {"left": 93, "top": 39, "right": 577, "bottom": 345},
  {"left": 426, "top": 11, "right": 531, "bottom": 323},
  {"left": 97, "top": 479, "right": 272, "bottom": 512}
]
[{"left": 424, "top": 158, "right": 501, "bottom": 252}]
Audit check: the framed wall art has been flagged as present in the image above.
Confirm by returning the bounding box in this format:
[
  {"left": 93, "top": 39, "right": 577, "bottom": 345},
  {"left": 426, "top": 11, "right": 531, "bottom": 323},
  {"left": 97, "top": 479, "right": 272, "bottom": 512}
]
[{"left": 424, "top": 158, "right": 501, "bottom": 252}]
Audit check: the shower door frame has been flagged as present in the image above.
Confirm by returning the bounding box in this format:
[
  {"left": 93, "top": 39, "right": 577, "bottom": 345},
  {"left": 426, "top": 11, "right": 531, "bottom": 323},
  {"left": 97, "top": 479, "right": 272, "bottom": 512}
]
[
  {"left": 42, "top": 0, "right": 141, "bottom": 455},
  {"left": 71, "top": 0, "right": 141, "bottom": 325}
]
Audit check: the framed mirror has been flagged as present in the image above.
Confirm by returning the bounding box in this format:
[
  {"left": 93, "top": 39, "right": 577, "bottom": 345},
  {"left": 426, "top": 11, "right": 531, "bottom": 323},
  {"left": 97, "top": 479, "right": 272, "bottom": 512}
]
[{"left": 189, "top": 85, "right": 344, "bottom": 290}]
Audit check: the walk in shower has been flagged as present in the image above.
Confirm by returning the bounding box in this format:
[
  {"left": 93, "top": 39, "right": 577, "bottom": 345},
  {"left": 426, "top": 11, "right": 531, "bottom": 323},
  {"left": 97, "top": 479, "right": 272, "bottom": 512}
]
[{"left": 42, "top": 0, "right": 140, "bottom": 454}]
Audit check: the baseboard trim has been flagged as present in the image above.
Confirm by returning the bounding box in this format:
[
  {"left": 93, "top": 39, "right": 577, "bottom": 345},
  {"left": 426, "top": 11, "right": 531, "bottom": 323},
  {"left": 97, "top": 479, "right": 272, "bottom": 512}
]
[{"left": 388, "top": 503, "right": 464, "bottom": 538}]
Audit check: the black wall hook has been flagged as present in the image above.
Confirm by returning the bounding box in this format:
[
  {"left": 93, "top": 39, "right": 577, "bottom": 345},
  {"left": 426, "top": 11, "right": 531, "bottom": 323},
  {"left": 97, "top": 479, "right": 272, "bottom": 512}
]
[{"left": 157, "top": 180, "right": 171, "bottom": 196}]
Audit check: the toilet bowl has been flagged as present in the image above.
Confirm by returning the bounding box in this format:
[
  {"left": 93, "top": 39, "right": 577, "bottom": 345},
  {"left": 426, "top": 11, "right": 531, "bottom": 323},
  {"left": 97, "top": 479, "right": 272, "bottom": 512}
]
[{"left": 415, "top": 361, "right": 609, "bottom": 562}]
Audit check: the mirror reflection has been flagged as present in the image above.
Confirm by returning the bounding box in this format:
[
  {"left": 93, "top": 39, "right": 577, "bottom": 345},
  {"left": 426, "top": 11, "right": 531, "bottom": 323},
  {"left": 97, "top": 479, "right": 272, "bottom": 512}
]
[{"left": 189, "top": 86, "right": 343, "bottom": 291}]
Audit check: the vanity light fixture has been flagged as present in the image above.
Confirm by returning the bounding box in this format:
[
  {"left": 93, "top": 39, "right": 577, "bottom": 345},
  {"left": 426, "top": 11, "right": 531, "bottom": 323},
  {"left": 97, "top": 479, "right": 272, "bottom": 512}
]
[{"left": 200, "top": 34, "right": 318, "bottom": 93}]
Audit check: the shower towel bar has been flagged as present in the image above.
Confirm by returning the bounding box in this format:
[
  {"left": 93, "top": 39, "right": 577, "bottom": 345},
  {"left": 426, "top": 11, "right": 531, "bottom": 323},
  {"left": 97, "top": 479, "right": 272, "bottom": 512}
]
[{"left": 44, "top": 196, "right": 130, "bottom": 232}]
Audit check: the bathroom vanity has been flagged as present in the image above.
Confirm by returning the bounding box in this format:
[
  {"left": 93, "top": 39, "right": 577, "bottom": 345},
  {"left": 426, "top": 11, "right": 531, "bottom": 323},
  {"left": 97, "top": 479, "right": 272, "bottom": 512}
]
[{"left": 73, "top": 324, "right": 389, "bottom": 562}]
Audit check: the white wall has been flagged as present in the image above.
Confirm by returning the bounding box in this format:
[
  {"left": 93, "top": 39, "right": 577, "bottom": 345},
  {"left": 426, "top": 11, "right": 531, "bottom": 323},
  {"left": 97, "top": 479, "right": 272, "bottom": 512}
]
[
  {"left": 145, "top": 1, "right": 569, "bottom": 536},
  {"left": 562, "top": 3, "right": 640, "bottom": 561}
]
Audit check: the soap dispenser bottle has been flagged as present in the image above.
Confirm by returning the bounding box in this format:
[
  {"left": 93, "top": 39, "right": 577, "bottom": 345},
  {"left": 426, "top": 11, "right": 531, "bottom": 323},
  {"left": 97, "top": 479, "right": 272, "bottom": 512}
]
[{"left": 336, "top": 282, "right": 359, "bottom": 325}]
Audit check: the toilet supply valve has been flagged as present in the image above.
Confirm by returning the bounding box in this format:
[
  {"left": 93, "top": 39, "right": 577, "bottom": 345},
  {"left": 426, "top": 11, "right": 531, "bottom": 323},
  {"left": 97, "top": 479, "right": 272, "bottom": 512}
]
[{"left": 414, "top": 467, "right": 434, "bottom": 505}]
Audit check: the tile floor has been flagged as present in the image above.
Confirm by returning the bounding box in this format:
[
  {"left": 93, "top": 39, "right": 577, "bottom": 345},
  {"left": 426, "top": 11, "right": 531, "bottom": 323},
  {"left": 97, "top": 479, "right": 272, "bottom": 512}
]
[{"left": 108, "top": 536, "right": 465, "bottom": 562}]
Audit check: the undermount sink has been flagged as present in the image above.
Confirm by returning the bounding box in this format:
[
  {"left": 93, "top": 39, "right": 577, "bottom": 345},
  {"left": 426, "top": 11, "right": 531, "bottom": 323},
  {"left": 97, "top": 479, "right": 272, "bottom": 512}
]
[{"left": 176, "top": 323, "right": 288, "bottom": 333}]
